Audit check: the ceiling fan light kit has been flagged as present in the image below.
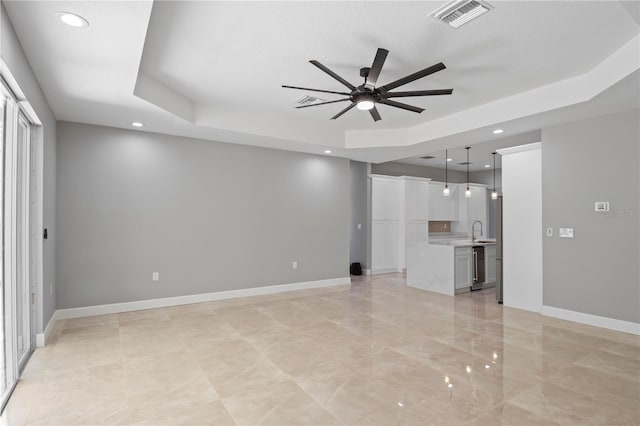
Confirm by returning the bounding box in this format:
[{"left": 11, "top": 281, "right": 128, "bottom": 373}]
[{"left": 283, "top": 48, "right": 453, "bottom": 122}]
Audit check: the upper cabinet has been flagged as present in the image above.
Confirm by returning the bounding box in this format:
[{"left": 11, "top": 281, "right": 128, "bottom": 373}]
[
  {"left": 468, "top": 186, "right": 487, "bottom": 223},
  {"left": 404, "top": 179, "right": 429, "bottom": 221},
  {"left": 456, "top": 185, "right": 488, "bottom": 236},
  {"left": 372, "top": 177, "right": 400, "bottom": 222},
  {"left": 370, "top": 175, "right": 430, "bottom": 273},
  {"left": 428, "top": 182, "right": 457, "bottom": 221}
]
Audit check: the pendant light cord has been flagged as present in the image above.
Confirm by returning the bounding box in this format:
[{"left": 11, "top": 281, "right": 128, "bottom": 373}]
[
  {"left": 445, "top": 149, "right": 448, "bottom": 186},
  {"left": 492, "top": 152, "right": 496, "bottom": 192},
  {"left": 466, "top": 147, "right": 470, "bottom": 190}
]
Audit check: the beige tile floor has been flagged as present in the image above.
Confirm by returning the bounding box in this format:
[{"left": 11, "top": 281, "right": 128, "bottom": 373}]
[{"left": 2, "top": 273, "right": 639, "bottom": 425}]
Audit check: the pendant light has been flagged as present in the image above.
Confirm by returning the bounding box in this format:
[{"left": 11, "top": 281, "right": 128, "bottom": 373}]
[
  {"left": 491, "top": 152, "right": 498, "bottom": 200},
  {"left": 465, "top": 147, "right": 471, "bottom": 198},
  {"left": 443, "top": 149, "right": 450, "bottom": 197}
]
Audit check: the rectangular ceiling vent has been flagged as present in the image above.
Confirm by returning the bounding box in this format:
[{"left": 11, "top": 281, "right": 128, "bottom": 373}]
[
  {"left": 294, "top": 95, "right": 326, "bottom": 106},
  {"left": 430, "top": 0, "right": 493, "bottom": 28},
  {"left": 420, "top": 155, "right": 435, "bottom": 159},
  {"left": 458, "top": 161, "right": 472, "bottom": 166}
]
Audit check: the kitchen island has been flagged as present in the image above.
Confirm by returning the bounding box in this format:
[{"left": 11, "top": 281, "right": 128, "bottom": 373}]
[{"left": 407, "top": 239, "right": 496, "bottom": 296}]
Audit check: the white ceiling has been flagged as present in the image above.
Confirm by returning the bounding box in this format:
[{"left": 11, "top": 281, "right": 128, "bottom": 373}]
[{"left": 3, "top": 1, "right": 639, "bottom": 163}]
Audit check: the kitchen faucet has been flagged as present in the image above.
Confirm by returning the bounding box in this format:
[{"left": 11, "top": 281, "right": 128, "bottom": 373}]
[{"left": 472, "top": 220, "right": 483, "bottom": 242}]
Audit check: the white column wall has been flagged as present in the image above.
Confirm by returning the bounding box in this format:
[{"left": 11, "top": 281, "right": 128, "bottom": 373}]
[{"left": 499, "top": 143, "right": 542, "bottom": 312}]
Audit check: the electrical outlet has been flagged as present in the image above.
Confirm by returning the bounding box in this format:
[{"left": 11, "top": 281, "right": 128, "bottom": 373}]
[
  {"left": 546, "top": 228, "right": 553, "bottom": 237},
  {"left": 152, "top": 272, "right": 160, "bottom": 281},
  {"left": 49, "top": 283, "right": 53, "bottom": 295},
  {"left": 292, "top": 261, "right": 298, "bottom": 270}
]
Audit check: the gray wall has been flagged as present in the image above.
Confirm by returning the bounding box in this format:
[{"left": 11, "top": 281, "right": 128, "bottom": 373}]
[
  {"left": 56, "top": 122, "right": 350, "bottom": 309},
  {"left": 1, "top": 3, "right": 57, "bottom": 331},
  {"left": 371, "top": 162, "right": 467, "bottom": 183},
  {"left": 349, "top": 161, "right": 368, "bottom": 268},
  {"left": 542, "top": 110, "right": 640, "bottom": 323}
]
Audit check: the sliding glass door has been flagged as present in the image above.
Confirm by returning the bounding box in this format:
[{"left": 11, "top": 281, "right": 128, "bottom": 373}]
[
  {"left": 15, "top": 114, "right": 31, "bottom": 371},
  {"left": 0, "top": 88, "right": 6, "bottom": 404},
  {"left": 1, "top": 83, "right": 35, "bottom": 409}
]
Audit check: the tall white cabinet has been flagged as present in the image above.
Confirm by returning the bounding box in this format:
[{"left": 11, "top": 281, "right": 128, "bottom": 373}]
[
  {"left": 371, "top": 176, "right": 401, "bottom": 273},
  {"left": 370, "top": 175, "right": 429, "bottom": 273},
  {"left": 400, "top": 177, "right": 430, "bottom": 269}
]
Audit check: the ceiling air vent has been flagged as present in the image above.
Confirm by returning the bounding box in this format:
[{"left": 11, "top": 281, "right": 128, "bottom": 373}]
[
  {"left": 420, "top": 155, "right": 435, "bottom": 160},
  {"left": 430, "top": 0, "right": 493, "bottom": 28},
  {"left": 294, "top": 95, "right": 326, "bottom": 106},
  {"left": 458, "top": 161, "right": 472, "bottom": 166}
]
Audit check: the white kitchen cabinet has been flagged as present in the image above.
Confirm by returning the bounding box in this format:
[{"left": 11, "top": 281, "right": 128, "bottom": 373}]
[
  {"left": 428, "top": 182, "right": 457, "bottom": 221},
  {"left": 372, "top": 178, "right": 387, "bottom": 221},
  {"left": 452, "top": 184, "right": 488, "bottom": 238},
  {"left": 384, "top": 221, "right": 400, "bottom": 270},
  {"left": 468, "top": 186, "right": 487, "bottom": 222},
  {"left": 455, "top": 247, "right": 472, "bottom": 290},
  {"left": 400, "top": 178, "right": 429, "bottom": 269},
  {"left": 385, "top": 180, "right": 400, "bottom": 221},
  {"left": 371, "top": 220, "right": 401, "bottom": 272},
  {"left": 372, "top": 220, "right": 386, "bottom": 271},
  {"left": 372, "top": 177, "right": 400, "bottom": 221},
  {"left": 485, "top": 244, "right": 497, "bottom": 283},
  {"left": 405, "top": 180, "right": 428, "bottom": 221},
  {"left": 371, "top": 176, "right": 403, "bottom": 273},
  {"left": 371, "top": 175, "right": 430, "bottom": 273}
]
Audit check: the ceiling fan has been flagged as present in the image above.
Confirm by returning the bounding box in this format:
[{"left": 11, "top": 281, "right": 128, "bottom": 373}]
[{"left": 282, "top": 48, "right": 453, "bottom": 122}]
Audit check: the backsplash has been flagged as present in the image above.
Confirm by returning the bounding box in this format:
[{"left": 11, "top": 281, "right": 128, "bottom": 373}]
[{"left": 429, "top": 221, "right": 451, "bottom": 233}]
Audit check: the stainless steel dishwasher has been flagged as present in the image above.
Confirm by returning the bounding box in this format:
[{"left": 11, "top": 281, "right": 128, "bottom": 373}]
[{"left": 471, "top": 246, "right": 485, "bottom": 291}]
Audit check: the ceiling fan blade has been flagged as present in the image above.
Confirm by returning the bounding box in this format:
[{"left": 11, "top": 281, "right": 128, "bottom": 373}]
[
  {"left": 310, "top": 60, "right": 356, "bottom": 91},
  {"left": 378, "top": 99, "right": 424, "bottom": 113},
  {"left": 365, "top": 48, "right": 389, "bottom": 89},
  {"left": 331, "top": 103, "right": 356, "bottom": 120},
  {"left": 380, "top": 62, "right": 446, "bottom": 92},
  {"left": 386, "top": 89, "right": 453, "bottom": 98},
  {"left": 282, "top": 85, "right": 351, "bottom": 96},
  {"left": 296, "top": 98, "right": 352, "bottom": 109},
  {"left": 369, "top": 106, "right": 382, "bottom": 122}
]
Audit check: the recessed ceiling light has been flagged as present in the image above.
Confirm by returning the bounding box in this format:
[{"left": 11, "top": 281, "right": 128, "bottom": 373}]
[
  {"left": 493, "top": 128, "right": 504, "bottom": 134},
  {"left": 131, "top": 122, "right": 144, "bottom": 127},
  {"left": 484, "top": 164, "right": 491, "bottom": 168},
  {"left": 446, "top": 158, "right": 452, "bottom": 162},
  {"left": 324, "top": 150, "right": 332, "bottom": 154},
  {"left": 57, "top": 12, "right": 89, "bottom": 28}
]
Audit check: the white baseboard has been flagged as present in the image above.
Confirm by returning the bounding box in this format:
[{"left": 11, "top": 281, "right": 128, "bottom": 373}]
[
  {"left": 364, "top": 269, "right": 371, "bottom": 275},
  {"left": 370, "top": 268, "right": 400, "bottom": 275},
  {"left": 36, "top": 313, "right": 58, "bottom": 347},
  {"left": 54, "top": 276, "right": 351, "bottom": 320},
  {"left": 541, "top": 305, "right": 640, "bottom": 336}
]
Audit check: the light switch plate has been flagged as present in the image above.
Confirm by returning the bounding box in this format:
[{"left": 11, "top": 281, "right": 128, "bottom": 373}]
[
  {"left": 546, "top": 228, "right": 553, "bottom": 237},
  {"left": 559, "top": 228, "right": 574, "bottom": 238},
  {"left": 594, "top": 201, "right": 609, "bottom": 212}
]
